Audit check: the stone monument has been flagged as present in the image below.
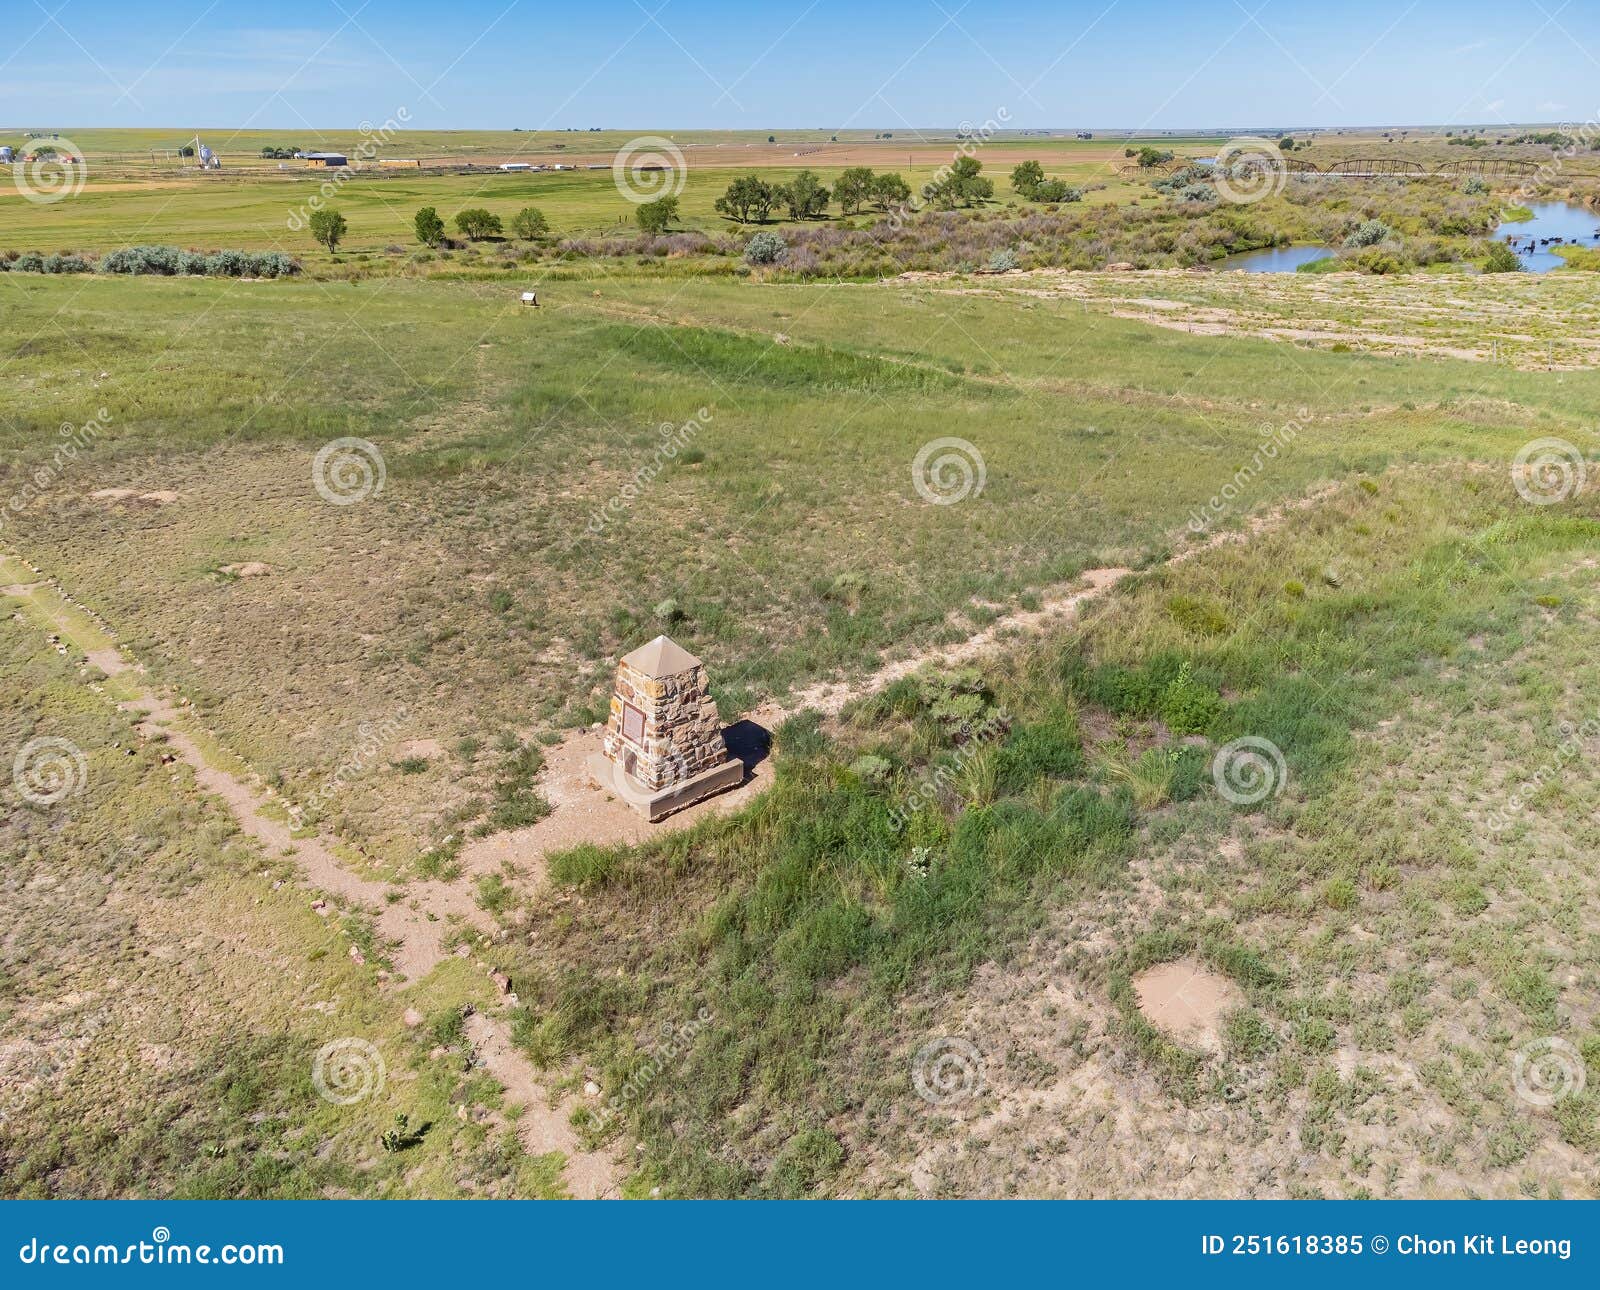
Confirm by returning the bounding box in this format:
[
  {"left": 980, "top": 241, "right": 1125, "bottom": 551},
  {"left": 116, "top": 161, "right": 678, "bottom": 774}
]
[{"left": 587, "top": 634, "right": 743, "bottom": 821}]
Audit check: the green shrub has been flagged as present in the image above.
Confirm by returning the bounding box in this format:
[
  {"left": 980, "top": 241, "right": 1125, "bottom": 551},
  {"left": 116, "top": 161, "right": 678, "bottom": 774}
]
[
  {"left": 765, "top": 1129, "right": 845, "bottom": 1197},
  {"left": 848, "top": 754, "right": 893, "bottom": 787},
  {"left": 1160, "top": 744, "right": 1207, "bottom": 801},
  {"left": 1483, "top": 241, "right": 1524, "bottom": 274},
  {"left": 744, "top": 231, "right": 787, "bottom": 265},
  {"left": 1084, "top": 662, "right": 1165, "bottom": 715},
  {"left": 1167, "top": 594, "right": 1230, "bottom": 636},
  {"left": 475, "top": 873, "right": 513, "bottom": 913},
  {"left": 1353, "top": 248, "right": 1404, "bottom": 274},
  {"left": 1033, "top": 179, "right": 1083, "bottom": 202},
  {"left": 1344, "top": 219, "right": 1391, "bottom": 248},
  {"left": 776, "top": 710, "right": 830, "bottom": 758},
  {"left": 917, "top": 667, "right": 1003, "bottom": 736},
  {"left": 996, "top": 716, "right": 1083, "bottom": 792},
  {"left": 1323, "top": 877, "right": 1357, "bottom": 910},
  {"left": 547, "top": 843, "right": 621, "bottom": 889},
  {"left": 1158, "top": 662, "right": 1224, "bottom": 735}
]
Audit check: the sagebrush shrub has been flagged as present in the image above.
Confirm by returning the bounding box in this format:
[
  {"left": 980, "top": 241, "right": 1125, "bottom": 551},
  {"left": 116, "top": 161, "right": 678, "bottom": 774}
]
[{"left": 744, "top": 231, "right": 787, "bottom": 264}]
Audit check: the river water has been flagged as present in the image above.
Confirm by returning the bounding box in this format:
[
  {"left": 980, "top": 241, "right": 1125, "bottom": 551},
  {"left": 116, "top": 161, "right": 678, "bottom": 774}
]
[
  {"left": 1495, "top": 200, "right": 1600, "bottom": 273},
  {"left": 1219, "top": 245, "right": 1333, "bottom": 272}
]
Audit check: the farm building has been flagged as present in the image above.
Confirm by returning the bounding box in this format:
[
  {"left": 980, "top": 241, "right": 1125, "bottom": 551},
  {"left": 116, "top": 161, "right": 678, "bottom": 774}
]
[
  {"left": 299, "top": 152, "right": 348, "bottom": 167},
  {"left": 379, "top": 158, "right": 420, "bottom": 169},
  {"left": 498, "top": 162, "right": 531, "bottom": 171}
]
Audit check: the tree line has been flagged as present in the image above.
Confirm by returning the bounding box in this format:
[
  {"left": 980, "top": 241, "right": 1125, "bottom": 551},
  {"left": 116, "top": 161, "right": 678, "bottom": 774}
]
[{"left": 298, "top": 152, "right": 1084, "bottom": 254}]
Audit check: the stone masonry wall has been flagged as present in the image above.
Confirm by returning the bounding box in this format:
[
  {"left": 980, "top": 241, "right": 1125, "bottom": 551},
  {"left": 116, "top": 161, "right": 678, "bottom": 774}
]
[{"left": 602, "top": 658, "right": 726, "bottom": 789}]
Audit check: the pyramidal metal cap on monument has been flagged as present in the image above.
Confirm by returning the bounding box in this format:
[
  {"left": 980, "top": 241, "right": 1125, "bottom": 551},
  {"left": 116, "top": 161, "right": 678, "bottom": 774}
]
[{"left": 586, "top": 634, "right": 743, "bottom": 821}]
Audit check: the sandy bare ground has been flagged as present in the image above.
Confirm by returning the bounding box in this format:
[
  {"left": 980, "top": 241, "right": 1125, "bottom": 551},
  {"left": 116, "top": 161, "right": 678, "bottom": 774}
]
[
  {"left": 1132, "top": 959, "right": 1244, "bottom": 1055},
  {"left": 463, "top": 1011, "right": 618, "bottom": 1199}
]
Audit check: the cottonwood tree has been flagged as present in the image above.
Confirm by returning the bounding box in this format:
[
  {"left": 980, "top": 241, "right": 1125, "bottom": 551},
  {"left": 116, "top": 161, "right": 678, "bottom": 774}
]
[
  {"left": 925, "top": 156, "right": 992, "bottom": 209},
  {"left": 1010, "top": 159, "right": 1044, "bottom": 197},
  {"left": 413, "top": 206, "right": 445, "bottom": 247},
  {"left": 510, "top": 207, "right": 549, "bottom": 240},
  {"left": 774, "top": 169, "right": 829, "bottom": 219},
  {"left": 870, "top": 172, "right": 911, "bottom": 211},
  {"left": 714, "top": 175, "right": 777, "bottom": 223},
  {"left": 636, "top": 196, "right": 679, "bottom": 233},
  {"left": 454, "top": 208, "right": 503, "bottom": 240},
  {"left": 834, "top": 166, "right": 875, "bottom": 214},
  {"left": 308, "top": 208, "right": 347, "bottom": 252}
]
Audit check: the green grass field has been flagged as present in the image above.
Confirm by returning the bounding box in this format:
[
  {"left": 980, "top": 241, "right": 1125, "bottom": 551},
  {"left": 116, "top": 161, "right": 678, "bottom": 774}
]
[
  {"left": 4, "top": 137, "right": 1600, "bottom": 1198},
  {"left": 5, "top": 265, "right": 1595, "bottom": 865},
  {"left": 10, "top": 125, "right": 1584, "bottom": 265},
  {"left": 0, "top": 127, "right": 1161, "bottom": 250}
]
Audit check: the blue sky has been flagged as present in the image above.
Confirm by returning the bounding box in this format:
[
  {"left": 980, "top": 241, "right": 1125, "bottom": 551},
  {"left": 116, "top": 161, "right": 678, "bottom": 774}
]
[{"left": 3, "top": 0, "right": 1597, "bottom": 130}]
